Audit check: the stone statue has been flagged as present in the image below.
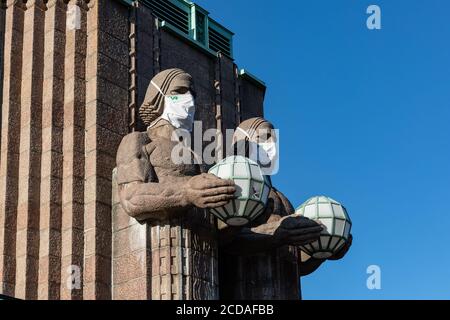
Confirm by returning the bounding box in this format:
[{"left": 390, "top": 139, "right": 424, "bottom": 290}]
[
  {"left": 115, "top": 70, "right": 351, "bottom": 300},
  {"left": 218, "top": 118, "right": 352, "bottom": 299},
  {"left": 116, "top": 69, "right": 236, "bottom": 299}
]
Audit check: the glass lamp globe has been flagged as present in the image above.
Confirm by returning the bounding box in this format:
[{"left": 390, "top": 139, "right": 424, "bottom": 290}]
[
  {"left": 208, "top": 156, "right": 271, "bottom": 226},
  {"left": 296, "top": 196, "right": 352, "bottom": 259}
]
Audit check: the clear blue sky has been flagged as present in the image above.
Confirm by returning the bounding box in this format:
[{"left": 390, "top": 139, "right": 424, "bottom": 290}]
[{"left": 195, "top": 0, "right": 450, "bottom": 299}]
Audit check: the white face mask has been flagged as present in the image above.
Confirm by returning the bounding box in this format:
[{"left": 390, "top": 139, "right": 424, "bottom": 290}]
[
  {"left": 237, "top": 127, "right": 279, "bottom": 175},
  {"left": 249, "top": 142, "right": 279, "bottom": 174},
  {"left": 151, "top": 80, "right": 196, "bottom": 132},
  {"left": 257, "top": 142, "right": 277, "bottom": 165}
]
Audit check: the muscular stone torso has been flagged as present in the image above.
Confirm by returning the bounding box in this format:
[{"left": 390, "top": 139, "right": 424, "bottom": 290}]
[
  {"left": 146, "top": 137, "right": 199, "bottom": 181},
  {"left": 116, "top": 125, "right": 219, "bottom": 300}
]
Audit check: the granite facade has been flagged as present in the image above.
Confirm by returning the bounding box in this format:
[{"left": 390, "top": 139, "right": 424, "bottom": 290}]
[{"left": 0, "top": 0, "right": 265, "bottom": 299}]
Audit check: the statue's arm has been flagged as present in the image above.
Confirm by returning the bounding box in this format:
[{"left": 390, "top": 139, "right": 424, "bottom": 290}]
[
  {"left": 120, "top": 177, "right": 235, "bottom": 222},
  {"left": 219, "top": 189, "right": 323, "bottom": 258},
  {"left": 116, "top": 132, "right": 191, "bottom": 221},
  {"left": 218, "top": 189, "right": 292, "bottom": 255},
  {"left": 118, "top": 180, "right": 191, "bottom": 221},
  {"left": 116, "top": 132, "right": 235, "bottom": 221},
  {"left": 274, "top": 190, "right": 327, "bottom": 276}
]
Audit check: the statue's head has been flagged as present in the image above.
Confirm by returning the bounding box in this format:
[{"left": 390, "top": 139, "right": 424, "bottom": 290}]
[
  {"left": 233, "top": 117, "right": 276, "bottom": 145},
  {"left": 139, "top": 68, "right": 195, "bottom": 128},
  {"left": 232, "top": 117, "right": 278, "bottom": 176}
]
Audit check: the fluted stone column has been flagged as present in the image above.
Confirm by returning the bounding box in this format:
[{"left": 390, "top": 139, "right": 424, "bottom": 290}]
[
  {"left": 0, "top": 2, "right": 6, "bottom": 137},
  {"left": 60, "top": 0, "right": 88, "bottom": 300},
  {"left": 38, "top": 0, "right": 67, "bottom": 300},
  {"left": 15, "top": 0, "right": 46, "bottom": 300},
  {"left": 0, "top": 0, "right": 26, "bottom": 297}
]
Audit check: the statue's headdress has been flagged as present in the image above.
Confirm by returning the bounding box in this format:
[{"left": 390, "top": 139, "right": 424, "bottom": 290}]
[{"left": 139, "top": 68, "right": 193, "bottom": 126}]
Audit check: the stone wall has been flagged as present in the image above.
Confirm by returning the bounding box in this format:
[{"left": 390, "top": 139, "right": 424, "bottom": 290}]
[{"left": 0, "top": 4, "right": 5, "bottom": 139}]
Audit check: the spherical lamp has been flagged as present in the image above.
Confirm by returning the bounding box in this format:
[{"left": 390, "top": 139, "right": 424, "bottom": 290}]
[
  {"left": 208, "top": 156, "right": 271, "bottom": 226},
  {"left": 296, "top": 196, "right": 352, "bottom": 259}
]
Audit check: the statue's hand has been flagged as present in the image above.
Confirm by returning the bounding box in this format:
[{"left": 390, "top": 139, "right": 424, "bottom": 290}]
[
  {"left": 272, "top": 215, "right": 323, "bottom": 247},
  {"left": 184, "top": 173, "right": 236, "bottom": 209},
  {"left": 328, "top": 234, "right": 353, "bottom": 260}
]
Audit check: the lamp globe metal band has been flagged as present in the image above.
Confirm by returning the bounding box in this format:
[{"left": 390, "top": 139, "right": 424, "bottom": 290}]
[
  {"left": 296, "top": 196, "right": 352, "bottom": 259},
  {"left": 208, "top": 156, "right": 271, "bottom": 226}
]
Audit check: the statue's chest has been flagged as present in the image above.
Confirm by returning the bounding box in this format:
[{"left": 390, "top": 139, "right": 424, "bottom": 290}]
[{"left": 147, "top": 138, "right": 200, "bottom": 180}]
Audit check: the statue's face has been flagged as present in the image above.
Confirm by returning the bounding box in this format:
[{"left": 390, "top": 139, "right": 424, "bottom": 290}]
[
  {"left": 140, "top": 72, "right": 195, "bottom": 127},
  {"left": 167, "top": 76, "right": 195, "bottom": 97},
  {"left": 163, "top": 76, "right": 196, "bottom": 131}
]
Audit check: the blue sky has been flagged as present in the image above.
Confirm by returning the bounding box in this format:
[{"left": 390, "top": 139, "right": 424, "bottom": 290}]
[{"left": 195, "top": 0, "right": 450, "bottom": 299}]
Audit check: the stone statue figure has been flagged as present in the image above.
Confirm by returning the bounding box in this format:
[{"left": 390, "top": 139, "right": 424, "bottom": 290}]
[
  {"left": 115, "top": 70, "right": 351, "bottom": 300},
  {"left": 218, "top": 118, "right": 352, "bottom": 299},
  {"left": 116, "top": 69, "right": 236, "bottom": 299}
]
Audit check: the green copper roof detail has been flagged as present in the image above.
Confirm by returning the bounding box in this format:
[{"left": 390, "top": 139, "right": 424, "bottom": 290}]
[
  {"left": 239, "top": 69, "right": 266, "bottom": 89},
  {"left": 159, "top": 20, "right": 218, "bottom": 58},
  {"left": 116, "top": 0, "right": 264, "bottom": 88},
  {"left": 119, "top": 0, "right": 234, "bottom": 58}
]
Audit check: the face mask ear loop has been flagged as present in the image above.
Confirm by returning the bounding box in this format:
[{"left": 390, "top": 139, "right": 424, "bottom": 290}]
[
  {"left": 236, "top": 127, "right": 251, "bottom": 141},
  {"left": 147, "top": 81, "right": 168, "bottom": 130},
  {"left": 237, "top": 127, "right": 257, "bottom": 159},
  {"left": 151, "top": 80, "right": 166, "bottom": 97}
]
